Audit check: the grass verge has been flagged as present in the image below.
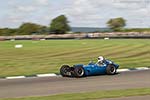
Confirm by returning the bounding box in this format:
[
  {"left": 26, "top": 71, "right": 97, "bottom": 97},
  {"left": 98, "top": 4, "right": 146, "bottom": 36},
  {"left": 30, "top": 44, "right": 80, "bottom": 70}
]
[
  {"left": 0, "top": 39, "right": 150, "bottom": 77},
  {"left": 0, "top": 88, "right": 150, "bottom": 100}
]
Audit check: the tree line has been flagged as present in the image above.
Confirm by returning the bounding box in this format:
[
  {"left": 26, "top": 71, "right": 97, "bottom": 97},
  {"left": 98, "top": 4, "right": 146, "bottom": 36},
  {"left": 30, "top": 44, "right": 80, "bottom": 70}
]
[
  {"left": 0, "top": 14, "right": 149, "bottom": 36},
  {"left": 0, "top": 15, "right": 70, "bottom": 36}
]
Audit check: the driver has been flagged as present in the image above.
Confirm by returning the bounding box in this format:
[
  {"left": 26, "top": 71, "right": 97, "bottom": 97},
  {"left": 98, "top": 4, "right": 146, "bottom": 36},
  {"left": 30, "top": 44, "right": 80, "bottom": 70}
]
[{"left": 97, "top": 56, "right": 105, "bottom": 65}]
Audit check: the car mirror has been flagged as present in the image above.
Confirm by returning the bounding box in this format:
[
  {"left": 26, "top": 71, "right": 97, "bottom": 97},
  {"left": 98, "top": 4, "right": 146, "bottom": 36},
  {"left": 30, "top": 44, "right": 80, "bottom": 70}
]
[{"left": 89, "top": 61, "right": 94, "bottom": 64}]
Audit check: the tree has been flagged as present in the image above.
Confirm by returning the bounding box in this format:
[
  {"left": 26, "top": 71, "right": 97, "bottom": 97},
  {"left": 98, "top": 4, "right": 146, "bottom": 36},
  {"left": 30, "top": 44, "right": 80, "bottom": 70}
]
[
  {"left": 50, "top": 15, "right": 70, "bottom": 34},
  {"left": 107, "top": 17, "right": 126, "bottom": 31},
  {"left": 17, "top": 22, "right": 46, "bottom": 35},
  {"left": 0, "top": 28, "right": 17, "bottom": 36}
]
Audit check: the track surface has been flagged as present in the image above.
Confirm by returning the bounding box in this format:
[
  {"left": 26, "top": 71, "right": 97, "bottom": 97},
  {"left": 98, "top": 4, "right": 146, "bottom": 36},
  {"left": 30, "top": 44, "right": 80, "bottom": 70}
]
[{"left": 0, "top": 70, "right": 150, "bottom": 98}]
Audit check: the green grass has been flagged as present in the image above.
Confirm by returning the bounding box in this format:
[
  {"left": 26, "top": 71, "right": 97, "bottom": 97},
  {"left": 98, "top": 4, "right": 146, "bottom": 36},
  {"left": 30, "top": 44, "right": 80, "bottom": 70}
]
[
  {"left": 1, "top": 88, "right": 150, "bottom": 100},
  {"left": 0, "top": 39, "right": 150, "bottom": 77}
]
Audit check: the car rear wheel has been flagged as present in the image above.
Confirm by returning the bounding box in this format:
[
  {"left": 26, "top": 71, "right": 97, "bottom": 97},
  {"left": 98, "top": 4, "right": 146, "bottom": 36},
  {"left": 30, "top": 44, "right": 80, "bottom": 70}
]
[
  {"left": 60, "top": 65, "right": 71, "bottom": 77},
  {"left": 106, "top": 64, "right": 116, "bottom": 75},
  {"left": 74, "top": 66, "right": 85, "bottom": 77}
]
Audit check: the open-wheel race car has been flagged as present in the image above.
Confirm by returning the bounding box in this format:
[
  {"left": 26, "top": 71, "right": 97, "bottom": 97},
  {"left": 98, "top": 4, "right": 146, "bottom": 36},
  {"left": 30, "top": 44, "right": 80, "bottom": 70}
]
[{"left": 60, "top": 56, "right": 119, "bottom": 77}]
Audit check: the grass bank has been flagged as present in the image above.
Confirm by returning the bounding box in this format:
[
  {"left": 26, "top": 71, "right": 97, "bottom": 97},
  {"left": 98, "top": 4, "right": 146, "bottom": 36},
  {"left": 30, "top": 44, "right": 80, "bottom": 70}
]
[
  {"left": 0, "top": 88, "right": 150, "bottom": 100},
  {"left": 0, "top": 39, "right": 150, "bottom": 77}
]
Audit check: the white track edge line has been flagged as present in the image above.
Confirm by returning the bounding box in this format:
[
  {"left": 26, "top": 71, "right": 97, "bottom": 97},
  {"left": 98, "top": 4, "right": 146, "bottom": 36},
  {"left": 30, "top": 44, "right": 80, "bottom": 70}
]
[
  {"left": 37, "top": 74, "right": 57, "bottom": 77},
  {"left": 6, "top": 76, "right": 26, "bottom": 79}
]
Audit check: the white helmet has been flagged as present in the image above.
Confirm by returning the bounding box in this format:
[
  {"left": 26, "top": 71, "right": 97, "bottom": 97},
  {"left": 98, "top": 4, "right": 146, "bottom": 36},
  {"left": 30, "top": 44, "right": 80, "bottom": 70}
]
[{"left": 98, "top": 56, "right": 104, "bottom": 62}]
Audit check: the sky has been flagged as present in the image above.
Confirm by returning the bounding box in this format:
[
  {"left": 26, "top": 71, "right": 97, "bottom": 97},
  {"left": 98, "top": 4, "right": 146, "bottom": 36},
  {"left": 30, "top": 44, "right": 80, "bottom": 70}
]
[{"left": 0, "top": 0, "right": 150, "bottom": 28}]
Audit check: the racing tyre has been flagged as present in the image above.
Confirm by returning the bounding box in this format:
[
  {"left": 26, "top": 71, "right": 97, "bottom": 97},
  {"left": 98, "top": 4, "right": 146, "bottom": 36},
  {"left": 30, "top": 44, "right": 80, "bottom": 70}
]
[
  {"left": 74, "top": 66, "right": 85, "bottom": 77},
  {"left": 106, "top": 64, "right": 116, "bottom": 75},
  {"left": 60, "top": 65, "right": 71, "bottom": 77}
]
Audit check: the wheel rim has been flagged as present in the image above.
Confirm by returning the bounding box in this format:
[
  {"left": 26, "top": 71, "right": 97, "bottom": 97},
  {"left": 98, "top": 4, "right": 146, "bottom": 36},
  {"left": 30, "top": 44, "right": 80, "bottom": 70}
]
[
  {"left": 62, "top": 67, "right": 70, "bottom": 76},
  {"left": 110, "top": 66, "right": 116, "bottom": 73},
  {"left": 77, "top": 68, "right": 84, "bottom": 76}
]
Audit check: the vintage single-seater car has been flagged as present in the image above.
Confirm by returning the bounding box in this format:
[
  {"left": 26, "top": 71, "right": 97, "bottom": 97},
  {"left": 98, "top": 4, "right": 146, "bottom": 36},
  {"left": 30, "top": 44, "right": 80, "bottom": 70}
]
[{"left": 60, "top": 59, "right": 119, "bottom": 77}]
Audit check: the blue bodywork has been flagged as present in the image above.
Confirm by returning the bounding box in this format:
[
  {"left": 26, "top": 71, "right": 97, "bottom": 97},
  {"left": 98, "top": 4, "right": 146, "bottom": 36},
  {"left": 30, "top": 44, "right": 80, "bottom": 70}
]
[{"left": 74, "top": 60, "right": 119, "bottom": 76}]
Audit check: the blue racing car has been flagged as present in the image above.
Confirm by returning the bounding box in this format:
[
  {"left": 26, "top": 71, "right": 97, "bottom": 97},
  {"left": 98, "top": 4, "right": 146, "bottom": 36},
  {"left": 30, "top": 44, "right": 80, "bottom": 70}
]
[{"left": 60, "top": 56, "right": 119, "bottom": 77}]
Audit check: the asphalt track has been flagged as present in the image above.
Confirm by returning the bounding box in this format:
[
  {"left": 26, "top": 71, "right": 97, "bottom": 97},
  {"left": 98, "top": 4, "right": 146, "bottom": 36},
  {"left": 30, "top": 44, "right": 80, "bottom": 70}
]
[{"left": 0, "top": 70, "right": 150, "bottom": 98}]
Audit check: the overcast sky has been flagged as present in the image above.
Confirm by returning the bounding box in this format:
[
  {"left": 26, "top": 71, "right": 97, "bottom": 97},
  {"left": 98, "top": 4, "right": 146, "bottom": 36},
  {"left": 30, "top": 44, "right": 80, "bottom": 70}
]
[{"left": 0, "top": 0, "right": 150, "bottom": 28}]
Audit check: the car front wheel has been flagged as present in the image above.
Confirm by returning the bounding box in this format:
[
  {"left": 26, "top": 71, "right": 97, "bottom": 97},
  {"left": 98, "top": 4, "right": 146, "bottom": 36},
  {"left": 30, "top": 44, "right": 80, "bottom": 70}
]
[
  {"left": 60, "top": 65, "right": 71, "bottom": 77},
  {"left": 74, "top": 66, "right": 85, "bottom": 77}
]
